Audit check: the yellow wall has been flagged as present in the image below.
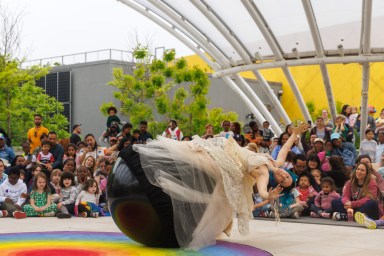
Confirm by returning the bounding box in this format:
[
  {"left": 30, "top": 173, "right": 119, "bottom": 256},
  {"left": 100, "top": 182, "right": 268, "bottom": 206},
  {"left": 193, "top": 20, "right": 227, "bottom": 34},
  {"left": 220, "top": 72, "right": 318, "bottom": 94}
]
[{"left": 184, "top": 54, "right": 384, "bottom": 121}]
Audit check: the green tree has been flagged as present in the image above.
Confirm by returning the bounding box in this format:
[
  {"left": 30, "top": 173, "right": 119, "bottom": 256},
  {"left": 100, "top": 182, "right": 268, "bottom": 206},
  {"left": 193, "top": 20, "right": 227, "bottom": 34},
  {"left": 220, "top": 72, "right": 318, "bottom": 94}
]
[
  {"left": 0, "top": 5, "right": 69, "bottom": 144},
  {"left": 105, "top": 46, "right": 237, "bottom": 136},
  {"left": 0, "top": 57, "right": 70, "bottom": 144}
]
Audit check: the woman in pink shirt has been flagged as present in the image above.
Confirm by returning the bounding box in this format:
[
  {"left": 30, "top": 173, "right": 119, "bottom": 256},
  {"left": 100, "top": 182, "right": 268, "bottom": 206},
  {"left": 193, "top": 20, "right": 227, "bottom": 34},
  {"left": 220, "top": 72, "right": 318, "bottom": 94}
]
[{"left": 331, "top": 162, "right": 382, "bottom": 221}]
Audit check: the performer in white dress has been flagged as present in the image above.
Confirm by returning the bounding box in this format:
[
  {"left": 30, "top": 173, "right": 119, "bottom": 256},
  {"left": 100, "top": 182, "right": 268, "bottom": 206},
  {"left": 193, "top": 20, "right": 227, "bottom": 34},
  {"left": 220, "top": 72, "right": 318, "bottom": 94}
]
[{"left": 133, "top": 123, "right": 306, "bottom": 250}]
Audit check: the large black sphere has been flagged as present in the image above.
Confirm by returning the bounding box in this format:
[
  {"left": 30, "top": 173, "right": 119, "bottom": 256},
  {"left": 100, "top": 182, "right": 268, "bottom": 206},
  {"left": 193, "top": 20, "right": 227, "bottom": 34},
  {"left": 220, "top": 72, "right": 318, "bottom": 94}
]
[{"left": 107, "top": 145, "right": 180, "bottom": 248}]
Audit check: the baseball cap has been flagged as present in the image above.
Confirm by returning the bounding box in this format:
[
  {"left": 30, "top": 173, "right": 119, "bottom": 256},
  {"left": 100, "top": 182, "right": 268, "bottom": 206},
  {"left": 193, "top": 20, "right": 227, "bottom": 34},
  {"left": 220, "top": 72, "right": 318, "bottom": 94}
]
[
  {"left": 330, "top": 133, "right": 341, "bottom": 141},
  {"left": 0, "top": 133, "right": 5, "bottom": 139},
  {"left": 72, "top": 124, "right": 81, "bottom": 132},
  {"left": 314, "top": 138, "right": 324, "bottom": 144}
]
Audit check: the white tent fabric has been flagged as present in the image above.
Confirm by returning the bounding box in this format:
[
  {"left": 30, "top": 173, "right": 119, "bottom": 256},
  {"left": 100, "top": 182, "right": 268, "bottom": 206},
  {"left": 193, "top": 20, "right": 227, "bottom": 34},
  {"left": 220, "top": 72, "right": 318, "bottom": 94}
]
[{"left": 118, "top": 0, "right": 384, "bottom": 137}]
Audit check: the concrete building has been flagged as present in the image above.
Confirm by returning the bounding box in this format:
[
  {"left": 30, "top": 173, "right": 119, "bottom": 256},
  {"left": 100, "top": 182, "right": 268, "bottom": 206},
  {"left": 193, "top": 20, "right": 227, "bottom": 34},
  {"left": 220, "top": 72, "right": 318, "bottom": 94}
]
[{"left": 33, "top": 50, "right": 282, "bottom": 144}]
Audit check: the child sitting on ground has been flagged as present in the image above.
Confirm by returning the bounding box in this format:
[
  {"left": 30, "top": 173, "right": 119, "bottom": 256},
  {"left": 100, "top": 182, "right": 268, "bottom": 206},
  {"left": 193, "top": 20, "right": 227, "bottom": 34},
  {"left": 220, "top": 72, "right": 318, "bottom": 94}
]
[
  {"left": 296, "top": 173, "right": 318, "bottom": 210},
  {"left": 0, "top": 167, "right": 27, "bottom": 219},
  {"left": 75, "top": 166, "right": 92, "bottom": 193},
  {"left": 56, "top": 171, "right": 78, "bottom": 219},
  {"left": 37, "top": 141, "right": 55, "bottom": 169},
  {"left": 75, "top": 178, "right": 101, "bottom": 218},
  {"left": 23, "top": 172, "right": 58, "bottom": 217},
  {"left": 252, "top": 184, "right": 271, "bottom": 218},
  {"left": 50, "top": 169, "right": 62, "bottom": 203},
  {"left": 310, "top": 177, "right": 340, "bottom": 218}
]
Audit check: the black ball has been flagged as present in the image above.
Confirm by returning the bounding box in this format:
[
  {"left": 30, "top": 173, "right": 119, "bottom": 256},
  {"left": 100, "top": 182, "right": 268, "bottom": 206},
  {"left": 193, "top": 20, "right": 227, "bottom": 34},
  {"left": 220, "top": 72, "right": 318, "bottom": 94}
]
[{"left": 107, "top": 145, "right": 180, "bottom": 248}]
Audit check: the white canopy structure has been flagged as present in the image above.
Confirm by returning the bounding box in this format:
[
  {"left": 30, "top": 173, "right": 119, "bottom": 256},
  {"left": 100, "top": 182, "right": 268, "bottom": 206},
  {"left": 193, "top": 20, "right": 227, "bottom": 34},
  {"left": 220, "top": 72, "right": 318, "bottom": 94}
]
[{"left": 117, "top": 0, "right": 384, "bottom": 136}]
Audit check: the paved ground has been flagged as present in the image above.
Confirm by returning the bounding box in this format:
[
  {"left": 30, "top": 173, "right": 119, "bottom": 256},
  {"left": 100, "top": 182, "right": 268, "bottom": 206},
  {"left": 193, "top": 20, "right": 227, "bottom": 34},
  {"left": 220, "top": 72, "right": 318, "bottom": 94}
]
[{"left": 0, "top": 216, "right": 382, "bottom": 256}]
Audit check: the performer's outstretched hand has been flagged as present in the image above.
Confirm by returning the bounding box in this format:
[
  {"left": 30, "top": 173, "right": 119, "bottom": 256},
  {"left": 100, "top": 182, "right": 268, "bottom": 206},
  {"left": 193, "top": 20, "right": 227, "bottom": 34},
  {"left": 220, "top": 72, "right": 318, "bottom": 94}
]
[
  {"left": 291, "top": 122, "right": 308, "bottom": 135},
  {"left": 268, "top": 184, "right": 283, "bottom": 200}
]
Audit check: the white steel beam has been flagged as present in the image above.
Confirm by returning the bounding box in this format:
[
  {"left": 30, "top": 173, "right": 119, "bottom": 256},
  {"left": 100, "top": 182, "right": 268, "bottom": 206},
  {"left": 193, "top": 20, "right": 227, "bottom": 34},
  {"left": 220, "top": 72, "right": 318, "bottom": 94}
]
[
  {"left": 190, "top": 0, "right": 252, "bottom": 62},
  {"left": 360, "top": 0, "right": 373, "bottom": 141},
  {"left": 118, "top": 0, "right": 282, "bottom": 133},
  {"left": 213, "top": 54, "right": 384, "bottom": 77},
  {"left": 149, "top": 0, "right": 233, "bottom": 67},
  {"left": 243, "top": 0, "right": 311, "bottom": 123},
  {"left": 235, "top": 74, "right": 283, "bottom": 134},
  {"left": 302, "top": 0, "right": 337, "bottom": 122},
  {"left": 117, "top": 0, "right": 221, "bottom": 70}
]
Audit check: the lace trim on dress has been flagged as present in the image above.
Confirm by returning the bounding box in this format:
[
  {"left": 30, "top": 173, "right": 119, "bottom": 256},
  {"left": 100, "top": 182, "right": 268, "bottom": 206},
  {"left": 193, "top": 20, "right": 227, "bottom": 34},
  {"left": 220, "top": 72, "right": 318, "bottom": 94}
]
[{"left": 190, "top": 137, "right": 252, "bottom": 235}]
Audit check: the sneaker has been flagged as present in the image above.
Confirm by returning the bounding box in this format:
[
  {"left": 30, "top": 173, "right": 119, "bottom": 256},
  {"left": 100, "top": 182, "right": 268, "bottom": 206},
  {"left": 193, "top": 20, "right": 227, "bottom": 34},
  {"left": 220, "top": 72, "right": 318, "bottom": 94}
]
[
  {"left": 354, "top": 212, "right": 376, "bottom": 229},
  {"left": 291, "top": 212, "right": 300, "bottom": 219},
  {"left": 332, "top": 212, "right": 340, "bottom": 220},
  {"left": 321, "top": 213, "right": 331, "bottom": 219},
  {"left": 0, "top": 210, "right": 8, "bottom": 217},
  {"left": 339, "top": 213, "right": 348, "bottom": 221},
  {"left": 13, "top": 211, "right": 27, "bottom": 219},
  {"left": 259, "top": 211, "right": 269, "bottom": 218},
  {"left": 57, "top": 213, "right": 72, "bottom": 219},
  {"left": 91, "top": 212, "right": 99, "bottom": 218},
  {"left": 269, "top": 211, "right": 275, "bottom": 218},
  {"left": 79, "top": 212, "right": 87, "bottom": 218},
  {"left": 43, "top": 211, "right": 56, "bottom": 217},
  {"left": 310, "top": 212, "right": 320, "bottom": 218}
]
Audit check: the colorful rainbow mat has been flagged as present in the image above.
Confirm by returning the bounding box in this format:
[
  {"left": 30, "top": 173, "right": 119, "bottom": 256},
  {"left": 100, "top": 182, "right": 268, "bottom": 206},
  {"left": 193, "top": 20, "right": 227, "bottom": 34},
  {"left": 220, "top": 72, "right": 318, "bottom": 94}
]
[{"left": 0, "top": 231, "right": 271, "bottom": 256}]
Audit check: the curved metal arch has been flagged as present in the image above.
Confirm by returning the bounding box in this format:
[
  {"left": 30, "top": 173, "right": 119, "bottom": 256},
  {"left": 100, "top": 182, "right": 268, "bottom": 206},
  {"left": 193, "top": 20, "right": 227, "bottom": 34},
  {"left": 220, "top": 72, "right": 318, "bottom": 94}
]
[
  {"left": 301, "top": 0, "right": 337, "bottom": 122},
  {"left": 360, "top": 0, "right": 373, "bottom": 140},
  {"left": 118, "top": 0, "right": 286, "bottom": 134},
  {"left": 243, "top": 0, "right": 310, "bottom": 124},
  {"left": 212, "top": 54, "right": 384, "bottom": 77},
  {"left": 118, "top": 0, "right": 220, "bottom": 69},
  {"left": 189, "top": 0, "right": 252, "bottom": 62},
  {"left": 152, "top": 0, "right": 233, "bottom": 67}
]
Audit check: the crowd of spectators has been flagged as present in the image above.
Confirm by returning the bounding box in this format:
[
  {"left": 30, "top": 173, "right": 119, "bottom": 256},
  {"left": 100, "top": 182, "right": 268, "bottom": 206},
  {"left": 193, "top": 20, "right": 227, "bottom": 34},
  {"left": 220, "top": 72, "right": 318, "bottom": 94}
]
[{"left": 0, "top": 105, "right": 383, "bottom": 229}]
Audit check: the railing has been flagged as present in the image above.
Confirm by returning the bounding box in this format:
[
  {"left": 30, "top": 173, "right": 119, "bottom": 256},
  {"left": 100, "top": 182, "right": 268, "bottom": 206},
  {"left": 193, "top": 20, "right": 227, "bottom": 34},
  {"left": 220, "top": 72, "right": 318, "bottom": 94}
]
[
  {"left": 21, "top": 47, "right": 168, "bottom": 68},
  {"left": 21, "top": 49, "right": 134, "bottom": 68}
]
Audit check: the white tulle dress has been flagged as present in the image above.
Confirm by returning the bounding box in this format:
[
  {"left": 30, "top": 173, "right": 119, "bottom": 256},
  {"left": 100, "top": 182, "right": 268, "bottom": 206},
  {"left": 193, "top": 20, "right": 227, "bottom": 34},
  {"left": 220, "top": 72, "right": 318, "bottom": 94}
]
[{"left": 133, "top": 136, "right": 272, "bottom": 250}]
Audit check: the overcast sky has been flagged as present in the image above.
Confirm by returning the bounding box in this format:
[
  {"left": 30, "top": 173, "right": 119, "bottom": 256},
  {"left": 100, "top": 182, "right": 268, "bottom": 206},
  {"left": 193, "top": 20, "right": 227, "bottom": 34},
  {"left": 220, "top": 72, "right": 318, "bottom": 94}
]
[{"left": 2, "top": 0, "right": 193, "bottom": 61}]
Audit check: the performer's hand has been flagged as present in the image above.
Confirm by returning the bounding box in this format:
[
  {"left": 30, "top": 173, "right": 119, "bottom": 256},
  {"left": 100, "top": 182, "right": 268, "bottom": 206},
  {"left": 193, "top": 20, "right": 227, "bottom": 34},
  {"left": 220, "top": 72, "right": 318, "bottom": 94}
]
[
  {"left": 292, "top": 123, "right": 308, "bottom": 135},
  {"left": 268, "top": 185, "right": 283, "bottom": 200}
]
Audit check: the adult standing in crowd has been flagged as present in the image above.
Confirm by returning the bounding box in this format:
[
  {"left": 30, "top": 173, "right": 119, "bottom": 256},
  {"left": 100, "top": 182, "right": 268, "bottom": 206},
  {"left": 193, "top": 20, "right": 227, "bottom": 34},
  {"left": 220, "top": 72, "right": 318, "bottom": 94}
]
[
  {"left": 321, "top": 109, "right": 333, "bottom": 131},
  {"left": 0, "top": 133, "right": 15, "bottom": 165},
  {"left": 70, "top": 124, "right": 82, "bottom": 145},
  {"left": 27, "top": 114, "right": 49, "bottom": 153},
  {"left": 310, "top": 117, "right": 331, "bottom": 141},
  {"left": 139, "top": 120, "right": 153, "bottom": 144},
  {"left": 46, "top": 131, "right": 64, "bottom": 171},
  {"left": 0, "top": 128, "right": 11, "bottom": 147}
]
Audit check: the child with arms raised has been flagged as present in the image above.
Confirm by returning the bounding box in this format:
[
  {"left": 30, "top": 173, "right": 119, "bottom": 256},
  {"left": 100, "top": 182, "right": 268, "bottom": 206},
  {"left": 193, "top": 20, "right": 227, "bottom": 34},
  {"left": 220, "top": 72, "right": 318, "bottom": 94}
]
[
  {"left": 75, "top": 178, "right": 101, "bottom": 218},
  {"left": 23, "top": 173, "right": 57, "bottom": 217},
  {"left": 56, "top": 171, "right": 78, "bottom": 219},
  {"left": 310, "top": 177, "right": 340, "bottom": 218}
]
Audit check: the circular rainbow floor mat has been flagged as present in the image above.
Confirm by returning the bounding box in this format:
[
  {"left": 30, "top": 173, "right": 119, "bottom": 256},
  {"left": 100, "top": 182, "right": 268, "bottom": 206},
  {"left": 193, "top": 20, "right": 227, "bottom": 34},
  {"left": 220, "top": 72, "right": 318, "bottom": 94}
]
[{"left": 0, "top": 231, "right": 272, "bottom": 256}]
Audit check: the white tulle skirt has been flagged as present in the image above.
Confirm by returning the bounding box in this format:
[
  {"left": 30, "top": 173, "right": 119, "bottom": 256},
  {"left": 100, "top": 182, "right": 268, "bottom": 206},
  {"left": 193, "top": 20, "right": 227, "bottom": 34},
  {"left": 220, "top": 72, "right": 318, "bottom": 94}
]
[{"left": 133, "top": 136, "right": 271, "bottom": 250}]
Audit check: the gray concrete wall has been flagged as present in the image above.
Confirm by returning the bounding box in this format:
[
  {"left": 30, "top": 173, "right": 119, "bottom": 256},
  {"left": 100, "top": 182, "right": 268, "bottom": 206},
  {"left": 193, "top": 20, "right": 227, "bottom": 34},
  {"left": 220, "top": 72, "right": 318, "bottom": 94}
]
[{"left": 52, "top": 60, "right": 282, "bottom": 143}]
